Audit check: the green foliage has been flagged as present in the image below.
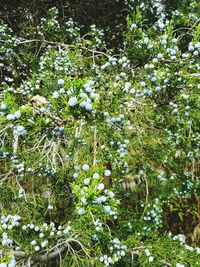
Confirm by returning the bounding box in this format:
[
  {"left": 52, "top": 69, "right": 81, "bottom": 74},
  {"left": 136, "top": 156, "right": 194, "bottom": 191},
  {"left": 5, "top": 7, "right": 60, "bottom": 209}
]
[{"left": 0, "top": 2, "right": 200, "bottom": 267}]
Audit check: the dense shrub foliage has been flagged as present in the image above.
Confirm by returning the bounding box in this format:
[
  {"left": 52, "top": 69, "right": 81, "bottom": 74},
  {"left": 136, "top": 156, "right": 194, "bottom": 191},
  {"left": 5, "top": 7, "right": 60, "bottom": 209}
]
[{"left": 0, "top": 1, "right": 200, "bottom": 266}]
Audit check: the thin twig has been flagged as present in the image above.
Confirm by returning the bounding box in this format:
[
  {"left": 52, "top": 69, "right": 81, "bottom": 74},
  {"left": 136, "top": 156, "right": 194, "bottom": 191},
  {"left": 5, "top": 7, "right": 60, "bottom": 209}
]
[
  {"left": 93, "top": 126, "right": 97, "bottom": 166},
  {"left": 0, "top": 38, "right": 110, "bottom": 58}
]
